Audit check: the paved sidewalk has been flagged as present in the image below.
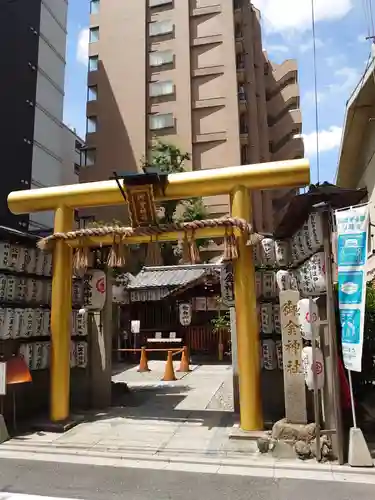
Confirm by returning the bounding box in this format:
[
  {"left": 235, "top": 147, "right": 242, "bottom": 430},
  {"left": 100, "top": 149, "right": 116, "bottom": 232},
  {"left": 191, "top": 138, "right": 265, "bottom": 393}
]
[
  {"left": 1, "top": 362, "right": 373, "bottom": 479},
  {"left": 1, "top": 363, "right": 259, "bottom": 460}
]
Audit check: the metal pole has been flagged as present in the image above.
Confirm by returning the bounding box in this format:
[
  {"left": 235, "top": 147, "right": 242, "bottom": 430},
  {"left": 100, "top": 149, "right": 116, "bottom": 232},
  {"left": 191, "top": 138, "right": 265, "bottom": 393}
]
[
  {"left": 322, "top": 209, "right": 345, "bottom": 464},
  {"left": 347, "top": 369, "right": 357, "bottom": 428},
  {"left": 311, "top": 298, "right": 321, "bottom": 461}
]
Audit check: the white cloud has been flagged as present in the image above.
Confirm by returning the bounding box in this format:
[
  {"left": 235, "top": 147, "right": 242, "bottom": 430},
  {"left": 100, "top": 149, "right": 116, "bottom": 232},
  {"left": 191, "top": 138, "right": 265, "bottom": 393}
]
[
  {"left": 252, "top": 0, "right": 353, "bottom": 34},
  {"left": 325, "top": 54, "right": 346, "bottom": 67},
  {"left": 329, "top": 66, "right": 360, "bottom": 93},
  {"left": 299, "top": 38, "right": 324, "bottom": 53},
  {"left": 303, "top": 90, "right": 325, "bottom": 105},
  {"left": 76, "top": 28, "right": 89, "bottom": 65},
  {"left": 357, "top": 33, "right": 367, "bottom": 43},
  {"left": 266, "top": 44, "right": 289, "bottom": 53},
  {"left": 303, "top": 126, "right": 342, "bottom": 156}
]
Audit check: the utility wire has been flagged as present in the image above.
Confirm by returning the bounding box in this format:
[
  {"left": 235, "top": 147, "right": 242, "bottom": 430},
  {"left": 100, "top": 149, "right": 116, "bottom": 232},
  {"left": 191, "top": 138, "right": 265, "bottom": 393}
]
[
  {"left": 363, "top": 0, "right": 375, "bottom": 38},
  {"left": 367, "top": 0, "right": 375, "bottom": 38},
  {"left": 310, "top": 0, "right": 320, "bottom": 184}
]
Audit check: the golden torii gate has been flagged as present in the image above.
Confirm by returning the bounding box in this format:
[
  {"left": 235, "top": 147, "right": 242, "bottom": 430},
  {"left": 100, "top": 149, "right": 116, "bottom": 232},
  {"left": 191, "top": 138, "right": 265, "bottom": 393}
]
[{"left": 8, "top": 159, "right": 309, "bottom": 431}]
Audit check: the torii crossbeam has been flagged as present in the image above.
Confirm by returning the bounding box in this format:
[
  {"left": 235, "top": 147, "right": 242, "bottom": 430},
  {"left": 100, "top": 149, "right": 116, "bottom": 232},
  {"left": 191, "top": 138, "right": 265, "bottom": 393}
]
[{"left": 8, "top": 159, "right": 310, "bottom": 431}]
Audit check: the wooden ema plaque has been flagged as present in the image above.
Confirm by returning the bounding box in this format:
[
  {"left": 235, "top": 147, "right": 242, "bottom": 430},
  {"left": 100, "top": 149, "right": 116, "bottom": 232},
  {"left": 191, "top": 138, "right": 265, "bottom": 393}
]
[{"left": 279, "top": 290, "right": 307, "bottom": 424}]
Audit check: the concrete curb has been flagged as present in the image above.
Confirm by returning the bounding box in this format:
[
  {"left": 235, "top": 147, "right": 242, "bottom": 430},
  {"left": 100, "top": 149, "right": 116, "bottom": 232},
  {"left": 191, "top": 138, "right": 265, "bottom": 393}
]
[
  {"left": 0, "top": 442, "right": 374, "bottom": 476},
  {"left": 1, "top": 447, "right": 375, "bottom": 485}
]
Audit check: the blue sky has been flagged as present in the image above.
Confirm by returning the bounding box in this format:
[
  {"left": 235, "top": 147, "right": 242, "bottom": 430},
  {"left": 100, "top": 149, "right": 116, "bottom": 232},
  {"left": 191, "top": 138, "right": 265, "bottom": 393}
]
[{"left": 63, "top": 0, "right": 372, "bottom": 184}]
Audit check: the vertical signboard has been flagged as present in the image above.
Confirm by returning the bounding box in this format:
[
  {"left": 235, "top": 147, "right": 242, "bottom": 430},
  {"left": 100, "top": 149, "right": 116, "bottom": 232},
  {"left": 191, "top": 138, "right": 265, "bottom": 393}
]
[
  {"left": 220, "top": 263, "right": 235, "bottom": 307},
  {"left": 335, "top": 204, "right": 369, "bottom": 372},
  {"left": 279, "top": 290, "right": 307, "bottom": 424}
]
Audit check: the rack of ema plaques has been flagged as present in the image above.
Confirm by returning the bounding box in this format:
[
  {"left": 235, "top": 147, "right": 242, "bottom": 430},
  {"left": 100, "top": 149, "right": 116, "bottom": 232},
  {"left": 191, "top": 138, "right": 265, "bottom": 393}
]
[
  {"left": 0, "top": 242, "right": 88, "bottom": 371},
  {"left": 253, "top": 211, "right": 326, "bottom": 424}
]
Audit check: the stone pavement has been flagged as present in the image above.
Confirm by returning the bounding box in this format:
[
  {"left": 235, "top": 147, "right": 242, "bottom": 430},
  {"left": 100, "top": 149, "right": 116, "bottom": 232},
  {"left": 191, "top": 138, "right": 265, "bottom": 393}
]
[
  {"left": 0, "top": 361, "right": 374, "bottom": 480},
  {"left": 0, "top": 362, "right": 259, "bottom": 460}
]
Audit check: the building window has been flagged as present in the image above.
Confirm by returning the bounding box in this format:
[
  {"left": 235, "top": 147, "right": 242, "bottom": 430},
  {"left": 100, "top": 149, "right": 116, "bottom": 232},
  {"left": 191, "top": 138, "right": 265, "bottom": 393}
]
[
  {"left": 238, "top": 85, "right": 246, "bottom": 100},
  {"left": 149, "top": 0, "right": 173, "bottom": 7},
  {"left": 149, "top": 80, "right": 174, "bottom": 97},
  {"left": 239, "top": 115, "right": 248, "bottom": 134},
  {"left": 75, "top": 140, "right": 82, "bottom": 153},
  {"left": 149, "top": 20, "right": 174, "bottom": 37},
  {"left": 88, "top": 85, "right": 98, "bottom": 101},
  {"left": 87, "top": 116, "right": 97, "bottom": 134},
  {"left": 89, "top": 55, "right": 99, "bottom": 71},
  {"left": 149, "top": 113, "right": 174, "bottom": 130},
  {"left": 90, "top": 0, "right": 100, "bottom": 14},
  {"left": 241, "top": 146, "right": 249, "bottom": 164},
  {"left": 78, "top": 216, "right": 95, "bottom": 229},
  {"left": 236, "top": 53, "right": 245, "bottom": 69},
  {"left": 89, "top": 27, "right": 99, "bottom": 43},
  {"left": 74, "top": 163, "right": 80, "bottom": 175},
  {"left": 149, "top": 50, "right": 174, "bottom": 67},
  {"left": 82, "top": 148, "right": 96, "bottom": 167},
  {"left": 235, "top": 24, "right": 242, "bottom": 38}
]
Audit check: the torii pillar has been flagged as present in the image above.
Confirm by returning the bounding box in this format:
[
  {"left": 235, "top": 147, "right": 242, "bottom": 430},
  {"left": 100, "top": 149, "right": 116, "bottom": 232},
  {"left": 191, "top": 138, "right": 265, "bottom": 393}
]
[{"left": 7, "top": 159, "right": 310, "bottom": 431}]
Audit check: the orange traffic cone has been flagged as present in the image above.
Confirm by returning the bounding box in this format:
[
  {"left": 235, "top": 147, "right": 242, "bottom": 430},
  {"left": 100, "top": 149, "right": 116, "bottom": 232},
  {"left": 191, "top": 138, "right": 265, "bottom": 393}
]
[
  {"left": 138, "top": 347, "right": 150, "bottom": 372},
  {"left": 162, "top": 350, "right": 176, "bottom": 381},
  {"left": 177, "top": 347, "right": 191, "bottom": 373}
]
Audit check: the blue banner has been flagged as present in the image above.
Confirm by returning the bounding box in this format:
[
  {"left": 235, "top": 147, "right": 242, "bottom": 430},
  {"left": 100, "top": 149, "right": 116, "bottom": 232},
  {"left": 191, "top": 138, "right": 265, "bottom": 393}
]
[{"left": 335, "top": 205, "right": 369, "bottom": 372}]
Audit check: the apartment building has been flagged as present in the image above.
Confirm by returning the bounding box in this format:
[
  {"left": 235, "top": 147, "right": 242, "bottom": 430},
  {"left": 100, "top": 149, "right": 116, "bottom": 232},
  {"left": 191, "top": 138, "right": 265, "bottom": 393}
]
[
  {"left": 336, "top": 56, "right": 375, "bottom": 279},
  {"left": 0, "top": 0, "right": 84, "bottom": 232},
  {"left": 81, "top": 0, "right": 303, "bottom": 233}
]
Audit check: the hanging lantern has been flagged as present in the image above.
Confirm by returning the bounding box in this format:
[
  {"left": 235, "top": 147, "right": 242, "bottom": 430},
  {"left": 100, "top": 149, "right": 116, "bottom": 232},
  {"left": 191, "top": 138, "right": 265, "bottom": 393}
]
[
  {"left": 275, "top": 340, "right": 283, "bottom": 370},
  {"left": 275, "top": 240, "right": 290, "bottom": 267},
  {"left": 297, "top": 298, "right": 320, "bottom": 341},
  {"left": 276, "top": 270, "right": 291, "bottom": 292},
  {"left": 179, "top": 302, "right": 192, "bottom": 326},
  {"left": 261, "top": 238, "right": 276, "bottom": 266},
  {"left": 301, "top": 346, "right": 325, "bottom": 391},
  {"left": 262, "top": 339, "right": 277, "bottom": 370},
  {"left": 6, "top": 356, "right": 32, "bottom": 384},
  {"left": 307, "top": 211, "right": 324, "bottom": 251}
]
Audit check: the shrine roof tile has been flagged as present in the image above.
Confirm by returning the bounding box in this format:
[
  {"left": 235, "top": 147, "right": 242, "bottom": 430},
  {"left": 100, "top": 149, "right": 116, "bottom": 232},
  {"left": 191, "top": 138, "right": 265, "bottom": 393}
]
[{"left": 122, "top": 268, "right": 206, "bottom": 290}]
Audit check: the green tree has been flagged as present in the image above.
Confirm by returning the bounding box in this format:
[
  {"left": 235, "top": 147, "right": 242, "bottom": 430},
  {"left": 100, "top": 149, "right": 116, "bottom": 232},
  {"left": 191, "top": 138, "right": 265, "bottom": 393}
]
[
  {"left": 143, "top": 141, "right": 209, "bottom": 264},
  {"left": 351, "top": 284, "right": 375, "bottom": 397}
]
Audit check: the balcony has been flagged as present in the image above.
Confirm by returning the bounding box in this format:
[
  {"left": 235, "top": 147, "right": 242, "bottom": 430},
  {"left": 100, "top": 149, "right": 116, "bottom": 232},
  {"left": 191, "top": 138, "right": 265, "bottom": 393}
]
[
  {"left": 240, "top": 131, "right": 248, "bottom": 145},
  {"left": 238, "top": 86, "right": 247, "bottom": 112},
  {"left": 239, "top": 119, "right": 248, "bottom": 145},
  {"left": 191, "top": 4, "right": 222, "bottom": 16},
  {"left": 235, "top": 26, "right": 244, "bottom": 53},
  {"left": 241, "top": 145, "right": 249, "bottom": 165},
  {"left": 233, "top": 0, "right": 242, "bottom": 21},
  {"left": 269, "top": 109, "right": 302, "bottom": 145},
  {"left": 193, "top": 131, "right": 227, "bottom": 143},
  {"left": 272, "top": 134, "right": 304, "bottom": 161},
  {"left": 149, "top": 0, "right": 173, "bottom": 7},
  {"left": 267, "top": 83, "right": 300, "bottom": 120},
  {"left": 149, "top": 20, "right": 174, "bottom": 38},
  {"left": 266, "top": 59, "right": 298, "bottom": 95},
  {"left": 236, "top": 54, "right": 245, "bottom": 83}
]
